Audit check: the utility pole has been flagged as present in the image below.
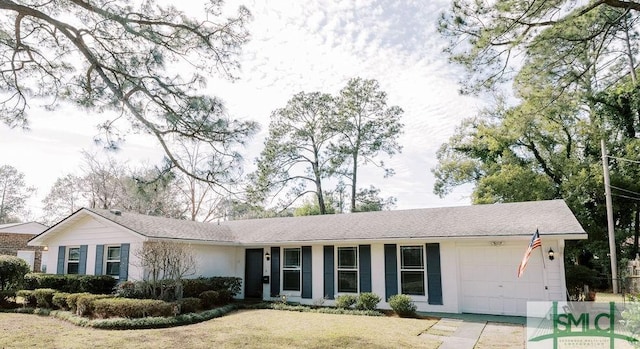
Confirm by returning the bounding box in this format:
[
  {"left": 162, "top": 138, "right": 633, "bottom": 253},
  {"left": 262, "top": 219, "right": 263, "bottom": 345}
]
[{"left": 601, "top": 139, "right": 618, "bottom": 294}]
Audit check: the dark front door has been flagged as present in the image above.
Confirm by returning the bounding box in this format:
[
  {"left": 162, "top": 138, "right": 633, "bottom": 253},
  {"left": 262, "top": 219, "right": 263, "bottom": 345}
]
[{"left": 245, "top": 248, "right": 264, "bottom": 298}]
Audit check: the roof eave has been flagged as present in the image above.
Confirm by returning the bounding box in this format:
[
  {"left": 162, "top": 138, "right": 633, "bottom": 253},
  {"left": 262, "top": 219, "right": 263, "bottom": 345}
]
[{"left": 237, "top": 232, "right": 589, "bottom": 246}]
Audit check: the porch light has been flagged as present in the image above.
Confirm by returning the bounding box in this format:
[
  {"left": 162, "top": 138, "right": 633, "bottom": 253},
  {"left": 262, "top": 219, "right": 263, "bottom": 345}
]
[
  {"left": 43, "top": 246, "right": 48, "bottom": 251},
  {"left": 548, "top": 248, "right": 555, "bottom": 261},
  {"left": 265, "top": 252, "right": 270, "bottom": 261}
]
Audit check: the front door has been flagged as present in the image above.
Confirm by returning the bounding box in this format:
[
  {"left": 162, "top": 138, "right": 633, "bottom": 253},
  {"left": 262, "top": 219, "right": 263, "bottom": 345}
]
[{"left": 245, "top": 248, "right": 264, "bottom": 299}]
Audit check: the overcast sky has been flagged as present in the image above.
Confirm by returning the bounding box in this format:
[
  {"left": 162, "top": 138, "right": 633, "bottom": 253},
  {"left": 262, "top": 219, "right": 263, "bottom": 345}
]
[{"left": 0, "top": 0, "right": 484, "bottom": 220}]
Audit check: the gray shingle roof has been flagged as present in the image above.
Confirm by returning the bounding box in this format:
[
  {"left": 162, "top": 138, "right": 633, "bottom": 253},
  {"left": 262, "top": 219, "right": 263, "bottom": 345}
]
[
  {"left": 87, "top": 208, "right": 236, "bottom": 243},
  {"left": 87, "top": 199, "right": 585, "bottom": 244}
]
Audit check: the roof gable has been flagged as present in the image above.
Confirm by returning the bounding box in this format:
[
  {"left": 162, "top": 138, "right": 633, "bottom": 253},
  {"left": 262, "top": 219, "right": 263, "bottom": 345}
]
[{"left": 0, "top": 222, "right": 48, "bottom": 235}]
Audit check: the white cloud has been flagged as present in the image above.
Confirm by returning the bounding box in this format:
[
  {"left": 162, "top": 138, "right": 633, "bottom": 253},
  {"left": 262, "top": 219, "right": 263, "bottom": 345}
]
[{"left": 0, "top": 0, "right": 483, "bottom": 221}]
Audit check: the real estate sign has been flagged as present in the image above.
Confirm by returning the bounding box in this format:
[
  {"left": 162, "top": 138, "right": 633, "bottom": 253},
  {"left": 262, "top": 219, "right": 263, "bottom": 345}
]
[{"left": 527, "top": 301, "right": 638, "bottom": 349}]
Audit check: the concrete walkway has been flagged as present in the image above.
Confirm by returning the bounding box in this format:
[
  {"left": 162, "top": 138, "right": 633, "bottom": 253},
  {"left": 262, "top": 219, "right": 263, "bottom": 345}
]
[{"left": 419, "top": 314, "right": 525, "bottom": 349}]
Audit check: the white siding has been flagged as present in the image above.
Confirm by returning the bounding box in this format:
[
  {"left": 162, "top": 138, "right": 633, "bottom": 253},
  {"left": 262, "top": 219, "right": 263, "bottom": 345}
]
[{"left": 44, "top": 215, "right": 145, "bottom": 278}]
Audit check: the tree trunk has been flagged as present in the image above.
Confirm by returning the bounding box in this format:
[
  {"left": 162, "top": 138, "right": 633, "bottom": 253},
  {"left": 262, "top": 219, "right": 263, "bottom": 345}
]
[
  {"left": 635, "top": 202, "right": 639, "bottom": 258},
  {"left": 316, "top": 178, "right": 326, "bottom": 215},
  {"left": 350, "top": 153, "right": 358, "bottom": 212}
]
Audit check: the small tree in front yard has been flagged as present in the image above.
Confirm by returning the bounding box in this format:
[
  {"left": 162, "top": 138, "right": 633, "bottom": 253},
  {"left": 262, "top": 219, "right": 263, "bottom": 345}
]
[
  {"left": 133, "top": 241, "right": 196, "bottom": 300},
  {"left": 0, "top": 255, "right": 30, "bottom": 290}
]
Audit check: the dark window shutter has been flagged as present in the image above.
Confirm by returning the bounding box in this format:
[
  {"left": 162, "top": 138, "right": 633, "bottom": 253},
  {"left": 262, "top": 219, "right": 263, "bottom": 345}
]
[
  {"left": 95, "top": 245, "right": 104, "bottom": 275},
  {"left": 426, "top": 243, "right": 443, "bottom": 305},
  {"left": 384, "top": 244, "right": 398, "bottom": 301},
  {"left": 57, "top": 246, "right": 66, "bottom": 274},
  {"left": 78, "top": 245, "right": 88, "bottom": 275},
  {"left": 323, "top": 246, "right": 334, "bottom": 299},
  {"left": 270, "top": 247, "right": 280, "bottom": 297},
  {"left": 119, "top": 243, "right": 130, "bottom": 281},
  {"left": 359, "top": 245, "right": 372, "bottom": 293},
  {"left": 302, "top": 246, "right": 312, "bottom": 299}
]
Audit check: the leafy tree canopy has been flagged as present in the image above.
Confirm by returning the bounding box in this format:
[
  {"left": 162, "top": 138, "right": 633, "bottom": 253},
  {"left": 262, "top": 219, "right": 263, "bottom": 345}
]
[
  {"left": 0, "top": 164, "right": 35, "bottom": 223},
  {"left": 0, "top": 0, "right": 258, "bottom": 184}
]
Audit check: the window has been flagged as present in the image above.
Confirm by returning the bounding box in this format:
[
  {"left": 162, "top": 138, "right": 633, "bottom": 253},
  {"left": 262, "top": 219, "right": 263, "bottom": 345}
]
[
  {"left": 337, "top": 247, "right": 358, "bottom": 293},
  {"left": 105, "top": 246, "right": 121, "bottom": 277},
  {"left": 282, "top": 248, "right": 301, "bottom": 291},
  {"left": 400, "top": 246, "right": 425, "bottom": 295},
  {"left": 67, "top": 247, "right": 80, "bottom": 274}
]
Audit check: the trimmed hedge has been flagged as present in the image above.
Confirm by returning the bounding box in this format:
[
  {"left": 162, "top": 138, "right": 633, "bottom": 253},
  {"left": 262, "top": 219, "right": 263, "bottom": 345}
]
[
  {"left": 0, "top": 290, "right": 18, "bottom": 309},
  {"left": 177, "top": 297, "right": 202, "bottom": 314},
  {"left": 183, "top": 277, "right": 242, "bottom": 298},
  {"left": 33, "top": 288, "right": 56, "bottom": 308},
  {"left": 49, "top": 304, "right": 237, "bottom": 330},
  {"left": 16, "top": 290, "right": 36, "bottom": 306},
  {"left": 52, "top": 292, "right": 70, "bottom": 310},
  {"left": 93, "top": 298, "right": 175, "bottom": 318},
  {"left": 76, "top": 294, "right": 113, "bottom": 316},
  {"left": 24, "top": 273, "right": 117, "bottom": 294}
]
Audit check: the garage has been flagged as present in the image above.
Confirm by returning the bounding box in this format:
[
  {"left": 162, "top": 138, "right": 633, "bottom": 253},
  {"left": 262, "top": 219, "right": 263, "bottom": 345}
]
[{"left": 458, "top": 244, "right": 546, "bottom": 316}]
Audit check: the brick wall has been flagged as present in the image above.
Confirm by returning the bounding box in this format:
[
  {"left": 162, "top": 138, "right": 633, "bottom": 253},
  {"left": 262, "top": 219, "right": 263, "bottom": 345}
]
[{"left": 0, "top": 233, "right": 43, "bottom": 272}]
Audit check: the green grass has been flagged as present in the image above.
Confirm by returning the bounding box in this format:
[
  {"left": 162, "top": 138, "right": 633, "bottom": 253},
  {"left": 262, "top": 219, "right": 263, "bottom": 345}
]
[{"left": 0, "top": 309, "right": 440, "bottom": 348}]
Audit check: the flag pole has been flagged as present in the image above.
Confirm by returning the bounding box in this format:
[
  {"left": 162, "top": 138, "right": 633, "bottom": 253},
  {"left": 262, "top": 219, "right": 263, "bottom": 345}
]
[{"left": 539, "top": 229, "right": 546, "bottom": 269}]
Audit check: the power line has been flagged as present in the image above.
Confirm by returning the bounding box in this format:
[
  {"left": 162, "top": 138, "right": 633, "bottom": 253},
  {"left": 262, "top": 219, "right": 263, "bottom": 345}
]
[
  {"left": 609, "top": 185, "right": 640, "bottom": 197},
  {"left": 608, "top": 155, "right": 640, "bottom": 164},
  {"left": 612, "top": 193, "right": 640, "bottom": 201}
]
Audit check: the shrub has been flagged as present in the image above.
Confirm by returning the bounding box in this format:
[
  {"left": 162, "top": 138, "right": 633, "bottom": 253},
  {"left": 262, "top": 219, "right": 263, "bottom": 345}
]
[
  {"left": 182, "top": 277, "right": 242, "bottom": 298},
  {"left": 565, "top": 264, "right": 599, "bottom": 300},
  {"left": 52, "top": 292, "right": 70, "bottom": 310},
  {"left": 23, "top": 273, "right": 117, "bottom": 294},
  {"left": 24, "top": 273, "right": 77, "bottom": 292},
  {"left": 217, "top": 289, "right": 234, "bottom": 304},
  {"left": 356, "top": 292, "right": 381, "bottom": 311},
  {"left": 92, "top": 298, "right": 174, "bottom": 318},
  {"left": 389, "top": 294, "right": 417, "bottom": 317},
  {"left": 335, "top": 294, "right": 357, "bottom": 309},
  {"left": 76, "top": 294, "right": 113, "bottom": 316},
  {"left": 266, "top": 302, "right": 383, "bottom": 317},
  {"left": 66, "top": 293, "right": 91, "bottom": 313},
  {"left": 177, "top": 297, "right": 201, "bottom": 314},
  {"left": 182, "top": 278, "right": 210, "bottom": 298},
  {"left": 622, "top": 299, "right": 640, "bottom": 337},
  {"left": 79, "top": 275, "right": 118, "bottom": 294},
  {"left": 49, "top": 304, "right": 238, "bottom": 330},
  {"left": 33, "top": 288, "right": 56, "bottom": 308},
  {"left": 115, "top": 281, "right": 149, "bottom": 299},
  {"left": 199, "top": 290, "right": 220, "bottom": 309},
  {"left": 0, "top": 290, "right": 18, "bottom": 309},
  {"left": 0, "top": 256, "right": 30, "bottom": 290},
  {"left": 16, "top": 290, "right": 36, "bottom": 306}
]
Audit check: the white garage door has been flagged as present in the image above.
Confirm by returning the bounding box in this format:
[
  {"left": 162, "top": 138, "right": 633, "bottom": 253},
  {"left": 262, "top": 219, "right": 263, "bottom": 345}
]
[{"left": 459, "top": 244, "right": 545, "bottom": 316}]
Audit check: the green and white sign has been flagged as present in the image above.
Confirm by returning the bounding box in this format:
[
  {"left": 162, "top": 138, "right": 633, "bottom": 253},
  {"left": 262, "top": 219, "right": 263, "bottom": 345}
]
[{"left": 527, "top": 301, "right": 638, "bottom": 349}]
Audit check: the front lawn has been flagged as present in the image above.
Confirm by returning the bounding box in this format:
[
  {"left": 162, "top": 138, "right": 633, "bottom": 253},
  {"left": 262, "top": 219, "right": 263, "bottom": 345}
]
[{"left": 0, "top": 309, "right": 440, "bottom": 348}]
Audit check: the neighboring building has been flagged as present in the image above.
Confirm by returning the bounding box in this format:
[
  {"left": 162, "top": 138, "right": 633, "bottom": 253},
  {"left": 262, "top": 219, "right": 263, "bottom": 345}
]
[
  {"left": 28, "top": 199, "right": 586, "bottom": 316},
  {"left": 0, "top": 222, "right": 49, "bottom": 272}
]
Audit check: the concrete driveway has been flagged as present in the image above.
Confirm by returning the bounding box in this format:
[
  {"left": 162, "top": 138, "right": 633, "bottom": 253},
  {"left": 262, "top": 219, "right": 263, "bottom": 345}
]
[{"left": 418, "top": 313, "right": 525, "bottom": 349}]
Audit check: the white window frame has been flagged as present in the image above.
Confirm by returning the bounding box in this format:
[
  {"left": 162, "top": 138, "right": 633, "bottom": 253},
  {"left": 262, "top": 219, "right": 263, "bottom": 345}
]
[
  {"left": 336, "top": 246, "right": 359, "bottom": 294},
  {"left": 66, "top": 246, "right": 80, "bottom": 274},
  {"left": 399, "top": 245, "right": 426, "bottom": 297},
  {"left": 281, "top": 247, "right": 301, "bottom": 293},
  {"left": 104, "top": 245, "right": 121, "bottom": 278}
]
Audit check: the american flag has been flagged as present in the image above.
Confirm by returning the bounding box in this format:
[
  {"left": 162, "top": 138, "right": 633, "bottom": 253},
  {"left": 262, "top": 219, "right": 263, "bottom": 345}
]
[{"left": 517, "top": 229, "right": 542, "bottom": 278}]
